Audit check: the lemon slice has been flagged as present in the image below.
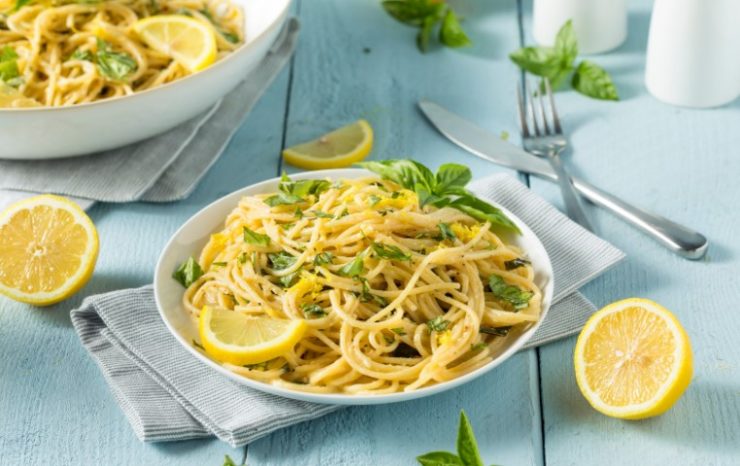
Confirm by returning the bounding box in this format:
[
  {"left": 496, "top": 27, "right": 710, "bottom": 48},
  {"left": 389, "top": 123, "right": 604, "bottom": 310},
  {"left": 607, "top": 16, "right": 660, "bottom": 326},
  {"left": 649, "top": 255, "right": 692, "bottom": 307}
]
[
  {"left": 199, "top": 305, "right": 307, "bottom": 365},
  {"left": 283, "top": 119, "right": 374, "bottom": 170},
  {"left": 574, "top": 298, "right": 692, "bottom": 419},
  {"left": 132, "top": 15, "right": 217, "bottom": 72},
  {"left": 0, "top": 195, "right": 99, "bottom": 306}
]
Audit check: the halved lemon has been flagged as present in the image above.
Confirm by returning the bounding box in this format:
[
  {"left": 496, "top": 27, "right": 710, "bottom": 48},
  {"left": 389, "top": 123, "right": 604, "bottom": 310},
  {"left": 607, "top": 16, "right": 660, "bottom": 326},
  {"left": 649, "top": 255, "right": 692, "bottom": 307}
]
[
  {"left": 283, "top": 119, "right": 374, "bottom": 170},
  {"left": 0, "top": 195, "right": 99, "bottom": 306},
  {"left": 132, "top": 15, "right": 217, "bottom": 72},
  {"left": 574, "top": 298, "right": 692, "bottom": 420},
  {"left": 199, "top": 305, "right": 307, "bottom": 365}
]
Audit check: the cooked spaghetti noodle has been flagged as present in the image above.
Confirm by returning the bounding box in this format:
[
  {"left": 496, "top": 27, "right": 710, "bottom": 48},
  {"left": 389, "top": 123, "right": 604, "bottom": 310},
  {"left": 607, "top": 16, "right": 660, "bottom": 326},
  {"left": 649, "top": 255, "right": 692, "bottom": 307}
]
[
  {"left": 181, "top": 176, "right": 543, "bottom": 394},
  {"left": 0, "top": 0, "right": 243, "bottom": 107}
]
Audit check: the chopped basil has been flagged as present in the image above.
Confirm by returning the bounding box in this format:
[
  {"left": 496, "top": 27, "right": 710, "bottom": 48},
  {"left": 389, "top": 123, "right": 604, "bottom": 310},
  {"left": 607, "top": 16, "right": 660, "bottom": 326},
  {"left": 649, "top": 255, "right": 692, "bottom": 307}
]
[
  {"left": 172, "top": 257, "right": 203, "bottom": 287},
  {"left": 237, "top": 252, "right": 248, "bottom": 264},
  {"left": 278, "top": 270, "right": 301, "bottom": 288},
  {"left": 371, "top": 242, "right": 411, "bottom": 262},
  {"left": 95, "top": 39, "right": 137, "bottom": 82},
  {"left": 302, "top": 303, "right": 327, "bottom": 318},
  {"left": 383, "top": 334, "right": 395, "bottom": 344},
  {"left": 0, "top": 46, "right": 20, "bottom": 85},
  {"left": 358, "top": 279, "right": 387, "bottom": 307},
  {"left": 294, "top": 207, "right": 304, "bottom": 218},
  {"left": 369, "top": 194, "right": 381, "bottom": 206},
  {"left": 391, "top": 327, "right": 406, "bottom": 335},
  {"left": 268, "top": 251, "right": 296, "bottom": 270},
  {"left": 338, "top": 251, "right": 366, "bottom": 278},
  {"left": 69, "top": 48, "right": 93, "bottom": 62},
  {"left": 313, "top": 252, "right": 334, "bottom": 266},
  {"left": 437, "top": 222, "right": 456, "bottom": 241},
  {"left": 211, "top": 261, "right": 227, "bottom": 267},
  {"left": 281, "top": 222, "right": 295, "bottom": 231},
  {"left": 488, "top": 275, "right": 533, "bottom": 310},
  {"left": 310, "top": 210, "right": 334, "bottom": 219},
  {"left": 504, "top": 257, "right": 531, "bottom": 270},
  {"left": 13, "top": 0, "right": 31, "bottom": 11},
  {"left": 243, "top": 226, "right": 270, "bottom": 246},
  {"left": 426, "top": 316, "right": 450, "bottom": 332},
  {"left": 471, "top": 342, "right": 487, "bottom": 352},
  {"left": 479, "top": 326, "right": 511, "bottom": 337},
  {"left": 278, "top": 173, "right": 331, "bottom": 199},
  {"left": 264, "top": 192, "right": 303, "bottom": 206}
]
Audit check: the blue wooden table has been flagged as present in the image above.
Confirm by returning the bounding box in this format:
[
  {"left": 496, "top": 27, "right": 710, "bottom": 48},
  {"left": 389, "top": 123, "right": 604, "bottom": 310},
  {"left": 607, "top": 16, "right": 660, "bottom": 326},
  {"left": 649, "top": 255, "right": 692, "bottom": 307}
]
[{"left": 2, "top": 0, "right": 739, "bottom": 464}]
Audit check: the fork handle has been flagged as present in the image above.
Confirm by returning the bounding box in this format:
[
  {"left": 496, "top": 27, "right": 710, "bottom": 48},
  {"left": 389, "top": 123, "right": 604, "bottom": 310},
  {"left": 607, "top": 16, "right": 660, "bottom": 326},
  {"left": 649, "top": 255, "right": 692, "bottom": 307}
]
[
  {"left": 570, "top": 177, "right": 708, "bottom": 259},
  {"left": 547, "top": 154, "right": 594, "bottom": 232}
]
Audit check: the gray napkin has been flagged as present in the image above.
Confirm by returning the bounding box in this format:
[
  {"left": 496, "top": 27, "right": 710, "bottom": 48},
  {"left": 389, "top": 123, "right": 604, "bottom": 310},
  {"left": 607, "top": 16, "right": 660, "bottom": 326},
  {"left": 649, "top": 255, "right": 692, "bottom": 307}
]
[
  {"left": 70, "top": 174, "right": 624, "bottom": 447},
  {"left": 0, "top": 18, "right": 299, "bottom": 208}
]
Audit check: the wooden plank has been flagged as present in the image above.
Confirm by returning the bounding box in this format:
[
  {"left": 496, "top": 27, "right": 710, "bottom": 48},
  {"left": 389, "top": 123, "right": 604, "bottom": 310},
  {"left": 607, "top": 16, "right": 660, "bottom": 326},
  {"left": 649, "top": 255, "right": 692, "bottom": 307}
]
[
  {"left": 0, "top": 63, "right": 291, "bottom": 465},
  {"left": 248, "top": 1, "right": 543, "bottom": 465},
  {"left": 517, "top": 0, "right": 740, "bottom": 463}
]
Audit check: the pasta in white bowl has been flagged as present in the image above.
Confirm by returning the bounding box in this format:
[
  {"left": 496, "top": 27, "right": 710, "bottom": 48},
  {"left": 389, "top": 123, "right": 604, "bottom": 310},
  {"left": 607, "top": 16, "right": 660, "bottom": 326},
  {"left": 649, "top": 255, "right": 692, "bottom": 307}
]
[{"left": 154, "top": 168, "right": 554, "bottom": 405}]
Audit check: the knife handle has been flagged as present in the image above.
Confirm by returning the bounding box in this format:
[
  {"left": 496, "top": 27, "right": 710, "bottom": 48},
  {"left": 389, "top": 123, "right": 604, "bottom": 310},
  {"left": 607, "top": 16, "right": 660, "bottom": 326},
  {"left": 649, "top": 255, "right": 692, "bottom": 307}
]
[{"left": 571, "top": 177, "right": 708, "bottom": 259}]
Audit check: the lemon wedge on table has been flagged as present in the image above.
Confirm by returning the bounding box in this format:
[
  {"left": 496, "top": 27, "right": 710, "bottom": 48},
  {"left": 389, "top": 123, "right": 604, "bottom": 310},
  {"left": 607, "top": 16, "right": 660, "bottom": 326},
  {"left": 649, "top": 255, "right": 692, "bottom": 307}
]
[
  {"left": 283, "top": 119, "right": 374, "bottom": 169},
  {"left": 199, "top": 305, "right": 307, "bottom": 365},
  {"left": 574, "top": 298, "right": 693, "bottom": 420},
  {"left": 0, "top": 195, "right": 99, "bottom": 306},
  {"left": 132, "top": 15, "right": 217, "bottom": 72}
]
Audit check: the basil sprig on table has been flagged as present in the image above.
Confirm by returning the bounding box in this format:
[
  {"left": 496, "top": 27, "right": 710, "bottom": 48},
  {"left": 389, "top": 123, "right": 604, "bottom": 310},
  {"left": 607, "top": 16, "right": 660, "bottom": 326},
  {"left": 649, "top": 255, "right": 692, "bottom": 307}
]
[
  {"left": 358, "top": 160, "right": 520, "bottom": 234},
  {"left": 417, "top": 410, "right": 490, "bottom": 466},
  {"left": 381, "top": 0, "right": 471, "bottom": 53},
  {"left": 509, "top": 20, "right": 619, "bottom": 101}
]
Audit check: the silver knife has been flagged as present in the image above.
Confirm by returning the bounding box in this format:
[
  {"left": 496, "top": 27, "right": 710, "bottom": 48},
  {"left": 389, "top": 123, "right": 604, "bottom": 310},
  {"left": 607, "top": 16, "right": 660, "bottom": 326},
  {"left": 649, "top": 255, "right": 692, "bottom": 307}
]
[{"left": 418, "top": 99, "right": 708, "bottom": 260}]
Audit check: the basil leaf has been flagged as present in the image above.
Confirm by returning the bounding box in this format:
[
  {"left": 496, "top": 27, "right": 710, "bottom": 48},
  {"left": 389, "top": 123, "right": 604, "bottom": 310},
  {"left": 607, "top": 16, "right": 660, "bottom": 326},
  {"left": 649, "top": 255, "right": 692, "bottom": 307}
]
[
  {"left": 479, "top": 326, "right": 511, "bottom": 337},
  {"left": 504, "top": 257, "right": 531, "bottom": 270},
  {"left": 553, "top": 19, "right": 577, "bottom": 69},
  {"left": 508, "top": 46, "right": 561, "bottom": 78},
  {"left": 0, "top": 46, "right": 20, "bottom": 84},
  {"left": 338, "top": 251, "right": 366, "bottom": 278},
  {"left": 382, "top": 0, "right": 439, "bottom": 27},
  {"left": 456, "top": 411, "right": 484, "bottom": 466},
  {"left": 243, "top": 226, "right": 270, "bottom": 246},
  {"left": 572, "top": 60, "right": 619, "bottom": 101},
  {"left": 416, "top": 451, "right": 464, "bottom": 466},
  {"left": 434, "top": 164, "right": 471, "bottom": 195},
  {"left": 278, "top": 270, "right": 300, "bottom": 288},
  {"left": 488, "top": 275, "right": 533, "bottom": 309},
  {"left": 371, "top": 242, "right": 411, "bottom": 262},
  {"left": 437, "top": 223, "right": 457, "bottom": 242},
  {"left": 69, "top": 49, "right": 93, "bottom": 61},
  {"left": 415, "top": 183, "right": 446, "bottom": 208},
  {"left": 211, "top": 261, "right": 227, "bottom": 267},
  {"left": 237, "top": 252, "right": 248, "bottom": 264},
  {"left": 310, "top": 210, "right": 334, "bottom": 219},
  {"left": 13, "top": 0, "right": 31, "bottom": 11},
  {"left": 172, "top": 257, "right": 203, "bottom": 287},
  {"left": 279, "top": 175, "right": 330, "bottom": 198},
  {"left": 264, "top": 192, "right": 304, "bottom": 206},
  {"left": 426, "top": 316, "right": 449, "bottom": 332},
  {"left": 358, "top": 159, "right": 435, "bottom": 193},
  {"left": 359, "top": 279, "right": 387, "bottom": 307},
  {"left": 470, "top": 342, "right": 487, "bottom": 352},
  {"left": 301, "top": 303, "right": 327, "bottom": 319},
  {"left": 439, "top": 9, "right": 470, "bottom": 48},
  {"left": 369, "top": 194, "right": 382, "bottom": 206},
  {"left": 222, "top": 455, "right": 237, "bottom": 466},
  {"left": 449, "top": 195, "right": 520, "bottom": 234},
  {"left": 95, "top": 39, "right": 136, "bottom": 81},
  {"left": 391, "top": 327, "right": 406, "bottom": 335},
  {"left": 416, "top": 14, "right": 436, "bottom": 53},
  {"left": 268, "top": 251, "right": 296, "bottom": 270},
  {"left": 313, "top": 252, "right": 334, "bottom": 266}
]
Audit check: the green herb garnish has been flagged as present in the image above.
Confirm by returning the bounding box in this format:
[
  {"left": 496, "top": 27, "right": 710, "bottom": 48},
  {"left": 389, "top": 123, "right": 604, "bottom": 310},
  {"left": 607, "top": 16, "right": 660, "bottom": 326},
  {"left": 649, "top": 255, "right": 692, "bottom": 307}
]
[
  {"left": 301, "top": 303, "right": 327, "bottom": 319},
  {"left": 437, "top": 222, "right": 456, "bottom": 242},
  {"left": 222, "top": 455, "right": 238, "bottom": 466},
  {"left": 310, "top": 210, "right": 334, "bottom": 219},
  {"left": 69, "top": 48, "right": 93, "bottom": 62},
  {"left": 479, "top": 326, "right": 511, "bottom": 337},
  {"left": 172, "top": 257, "right": 203, "bottom": 287},
  {"left": 13, "top": 0, "right": 31, "bottom": 11},
  {"left": 426, "top": 316, "right": 450, "bottom": 332},
  {"left": 504, "top": 257, "right": 531, "bottom": 270},
  {"left": 237, "top": 252, "right": 248, "bottom": 264},
  {"left": 0, "top": 46, "right": 20, "bottom": 86},
  {"left": 278, "top": 270, "right": 301, "bottom": 288},
  {"left": 488, "top": 275, "right": 532, "bottom": 310},
  {"left": 382, "top": 0, "right": 470, "bottom": 53},
  {"left": 264, "top": 192, "right": 304, "bottom": 206},
  {"left": 279, "top": 173, "right": 331, "bottom": 198},
  {"left": 268, "top": 251, "right": 296, "bottom": 270},
  {"left": 95, "top": 38, "right": 137, "bottom": 82},
  {"left": 358, "top": 279, "right": 388, "bottom": 307},
  {"left": 371, "top": 242, "right": 412, "bottom": 262},
  {"left": 391, "top": 327, "right": 406, "bottom": 335},
  {"left": 470, "top": 342, "right": 487, "bottom": 352},
  {"left": 369, "top": 194, "right": 382, "bottom": 206},
  {"left": 313, "top": 252, "right": 334, "bottom": 266},
  {"left": 509, "top": 20, "right": 618, "bottom": 101},
  {"left": 211, "top": 261, "right": 227, "bottom": 267},
  {"left": 243, "top": 226, "right": 271, "bottom": 246},
  {"left": 358, "top": 160, "right": 519, "bottom": 234},
  {"left": 338, "top": 251, "right": 366, "bottom": 278},
  {"left": 417, "top": 411, "right": 485, "bottom": 466}
]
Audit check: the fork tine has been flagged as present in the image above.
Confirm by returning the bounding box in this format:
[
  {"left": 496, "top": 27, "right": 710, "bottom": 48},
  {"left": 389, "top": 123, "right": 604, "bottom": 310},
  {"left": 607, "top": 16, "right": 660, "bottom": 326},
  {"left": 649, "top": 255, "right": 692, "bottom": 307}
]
[
  {"left": 544, "top": 78, "right": 563, "bottom": 134},
  {"left": 515, "top": 83, "right": 530, "bottom": 138},
  {"left": 535, "top": 79, "right": 551, "bottom": 135},
  {"left": 526, "top": 79, "right": 542, "bottom": 136}
]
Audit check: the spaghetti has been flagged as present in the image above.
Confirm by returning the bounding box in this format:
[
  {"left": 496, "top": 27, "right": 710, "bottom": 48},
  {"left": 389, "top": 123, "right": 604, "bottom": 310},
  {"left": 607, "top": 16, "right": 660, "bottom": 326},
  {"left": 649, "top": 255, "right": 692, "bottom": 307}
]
[
  {"left": 182, "top": 176, "right": 543, "bottom": 394},
  {"left": 0, "top": 0, "right": 243, "bottom": 107}
]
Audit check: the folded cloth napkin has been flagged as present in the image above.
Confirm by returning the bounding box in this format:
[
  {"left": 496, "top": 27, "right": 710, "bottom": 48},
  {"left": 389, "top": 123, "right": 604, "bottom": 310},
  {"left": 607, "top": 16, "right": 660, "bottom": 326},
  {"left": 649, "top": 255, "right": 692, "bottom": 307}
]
[
  {"left": 0, "top": 18, "right": 299, "bottom": 211},
  {"left": 70, "top": 174, "right": 625, "bottom": 447}
]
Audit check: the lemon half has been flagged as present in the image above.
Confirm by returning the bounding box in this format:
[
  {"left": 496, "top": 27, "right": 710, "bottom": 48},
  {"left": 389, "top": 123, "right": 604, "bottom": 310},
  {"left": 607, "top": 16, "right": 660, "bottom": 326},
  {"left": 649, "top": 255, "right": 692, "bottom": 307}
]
[
  {"left": 574, "top": 298, "right": 692, "bottom": 419},
  {"left": 0, "top": 195, "right": 99, "bottom": 306},
  {"left": 133, "top": 15, "right": 217, "bottom": 72},
  {"left": 199, "top": 305, "right": 307, "bottom": 365},
  {"left": 283, "top": 119, "right": 374, "bottom": 170}
]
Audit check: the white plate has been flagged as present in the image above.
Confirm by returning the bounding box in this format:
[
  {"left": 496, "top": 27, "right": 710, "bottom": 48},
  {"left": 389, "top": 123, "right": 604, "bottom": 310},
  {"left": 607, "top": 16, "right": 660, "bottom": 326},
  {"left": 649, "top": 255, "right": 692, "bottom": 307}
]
[
  {"left": 0, "top": 0, "right": 291, "bottom": 159},
  {"left": 154, "top": 169, "right": 554, "bottom": 405}
]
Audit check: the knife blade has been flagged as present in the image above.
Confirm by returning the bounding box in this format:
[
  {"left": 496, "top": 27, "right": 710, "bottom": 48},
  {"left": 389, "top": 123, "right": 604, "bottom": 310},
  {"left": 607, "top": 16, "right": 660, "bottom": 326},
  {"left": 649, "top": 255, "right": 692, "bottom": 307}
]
[{"left": 417, "top": 99, "right": 709, "bottom": 260}]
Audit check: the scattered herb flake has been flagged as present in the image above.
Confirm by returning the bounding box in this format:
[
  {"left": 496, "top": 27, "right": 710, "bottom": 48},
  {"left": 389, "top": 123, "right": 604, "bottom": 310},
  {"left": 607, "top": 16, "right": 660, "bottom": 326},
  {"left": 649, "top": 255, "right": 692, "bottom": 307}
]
[
  {"left": 437, "top": 222, "right": 457, "bottom": 241},
  {"left": 313, "top": 252, "right": 334, "bottom": 266},
  {"left": 479, "top": 326, "right": 511, "bottom": 337},
  {"left": 371, "top": 242, "right": 412, "bottom": 261},
  {"left": 488, "top": 275, "right": 533, "bottom": 310},
  {"left": 504, "top": 257, "right": 531, "bottom": 270},
  {"left": 302, "top": 303, "right": 327, "bottom": 319},
  {"left": 426, "top": 316, "right": 450, "bottom": 332},
  {"left": 243, "top": 226, "right": 271, "bottom": 246},
  {"left": 172, "top": 257, "right": 203, "bottom": 287}
]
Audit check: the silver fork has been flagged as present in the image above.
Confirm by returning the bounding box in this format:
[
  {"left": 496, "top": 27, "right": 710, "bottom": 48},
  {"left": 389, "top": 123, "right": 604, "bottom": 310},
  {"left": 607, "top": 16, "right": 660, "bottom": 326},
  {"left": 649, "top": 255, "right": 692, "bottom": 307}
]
[{"left": 516, "top": 78, "right": 594, "bottom": 232}]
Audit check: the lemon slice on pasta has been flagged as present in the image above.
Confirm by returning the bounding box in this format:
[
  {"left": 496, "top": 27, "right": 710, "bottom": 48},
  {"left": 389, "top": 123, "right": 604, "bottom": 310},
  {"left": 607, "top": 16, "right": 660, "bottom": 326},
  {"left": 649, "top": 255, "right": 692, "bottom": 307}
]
[
  {"left": 133, "top": 15, "right": 217, "bottom": 72},
  {"left": 574, "top": 298, "right": 693, "bottom": 420},
  {"left": 198, "top": 305, "right": 307, "bottom": 365},
  {"left": 283, "top": 120, "right": 374, "bottom": 169}
]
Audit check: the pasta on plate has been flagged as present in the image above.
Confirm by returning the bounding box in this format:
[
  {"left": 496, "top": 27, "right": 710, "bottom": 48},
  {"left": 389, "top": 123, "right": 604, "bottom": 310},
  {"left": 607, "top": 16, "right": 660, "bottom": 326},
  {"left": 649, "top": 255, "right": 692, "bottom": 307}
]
[
  {"left": 180, "top": 174, "right": 543, "bottom": 395},
  {"left": 0, "top": 0, "right": 243, "bottom": 107}
]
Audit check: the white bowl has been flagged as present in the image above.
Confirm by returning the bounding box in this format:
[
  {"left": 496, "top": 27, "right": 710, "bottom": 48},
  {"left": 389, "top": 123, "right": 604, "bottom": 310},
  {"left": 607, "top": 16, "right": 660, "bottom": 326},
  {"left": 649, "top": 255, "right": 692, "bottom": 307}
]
[
  {"left": 0, "top": 0, "right": 291, "bottom": 160},
  {"left": 154, "top": 169, "right": 554, "bottom": 405}
]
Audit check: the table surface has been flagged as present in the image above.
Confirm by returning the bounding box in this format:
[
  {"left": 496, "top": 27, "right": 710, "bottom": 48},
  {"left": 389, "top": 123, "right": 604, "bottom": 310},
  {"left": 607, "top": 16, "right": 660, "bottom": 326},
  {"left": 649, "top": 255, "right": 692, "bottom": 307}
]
[{"left": 2, "top": 0, "right": 739, "bottom": 465}]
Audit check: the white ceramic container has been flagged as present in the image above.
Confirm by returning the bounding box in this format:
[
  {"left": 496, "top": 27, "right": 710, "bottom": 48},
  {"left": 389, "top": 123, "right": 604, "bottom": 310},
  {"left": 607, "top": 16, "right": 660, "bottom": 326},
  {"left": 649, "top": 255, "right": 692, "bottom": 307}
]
[
  {"left": 0, "top": 0, "right": 291, "bottom": 160},
  {"left": 645, "top": 0, "right": 740, "bottom": 108},
  {"left": 153, "top": 169, "right": 555, "bottom": 405},
  {"left": 533, "top": 0, "right": 627, "bottom": 54}
]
